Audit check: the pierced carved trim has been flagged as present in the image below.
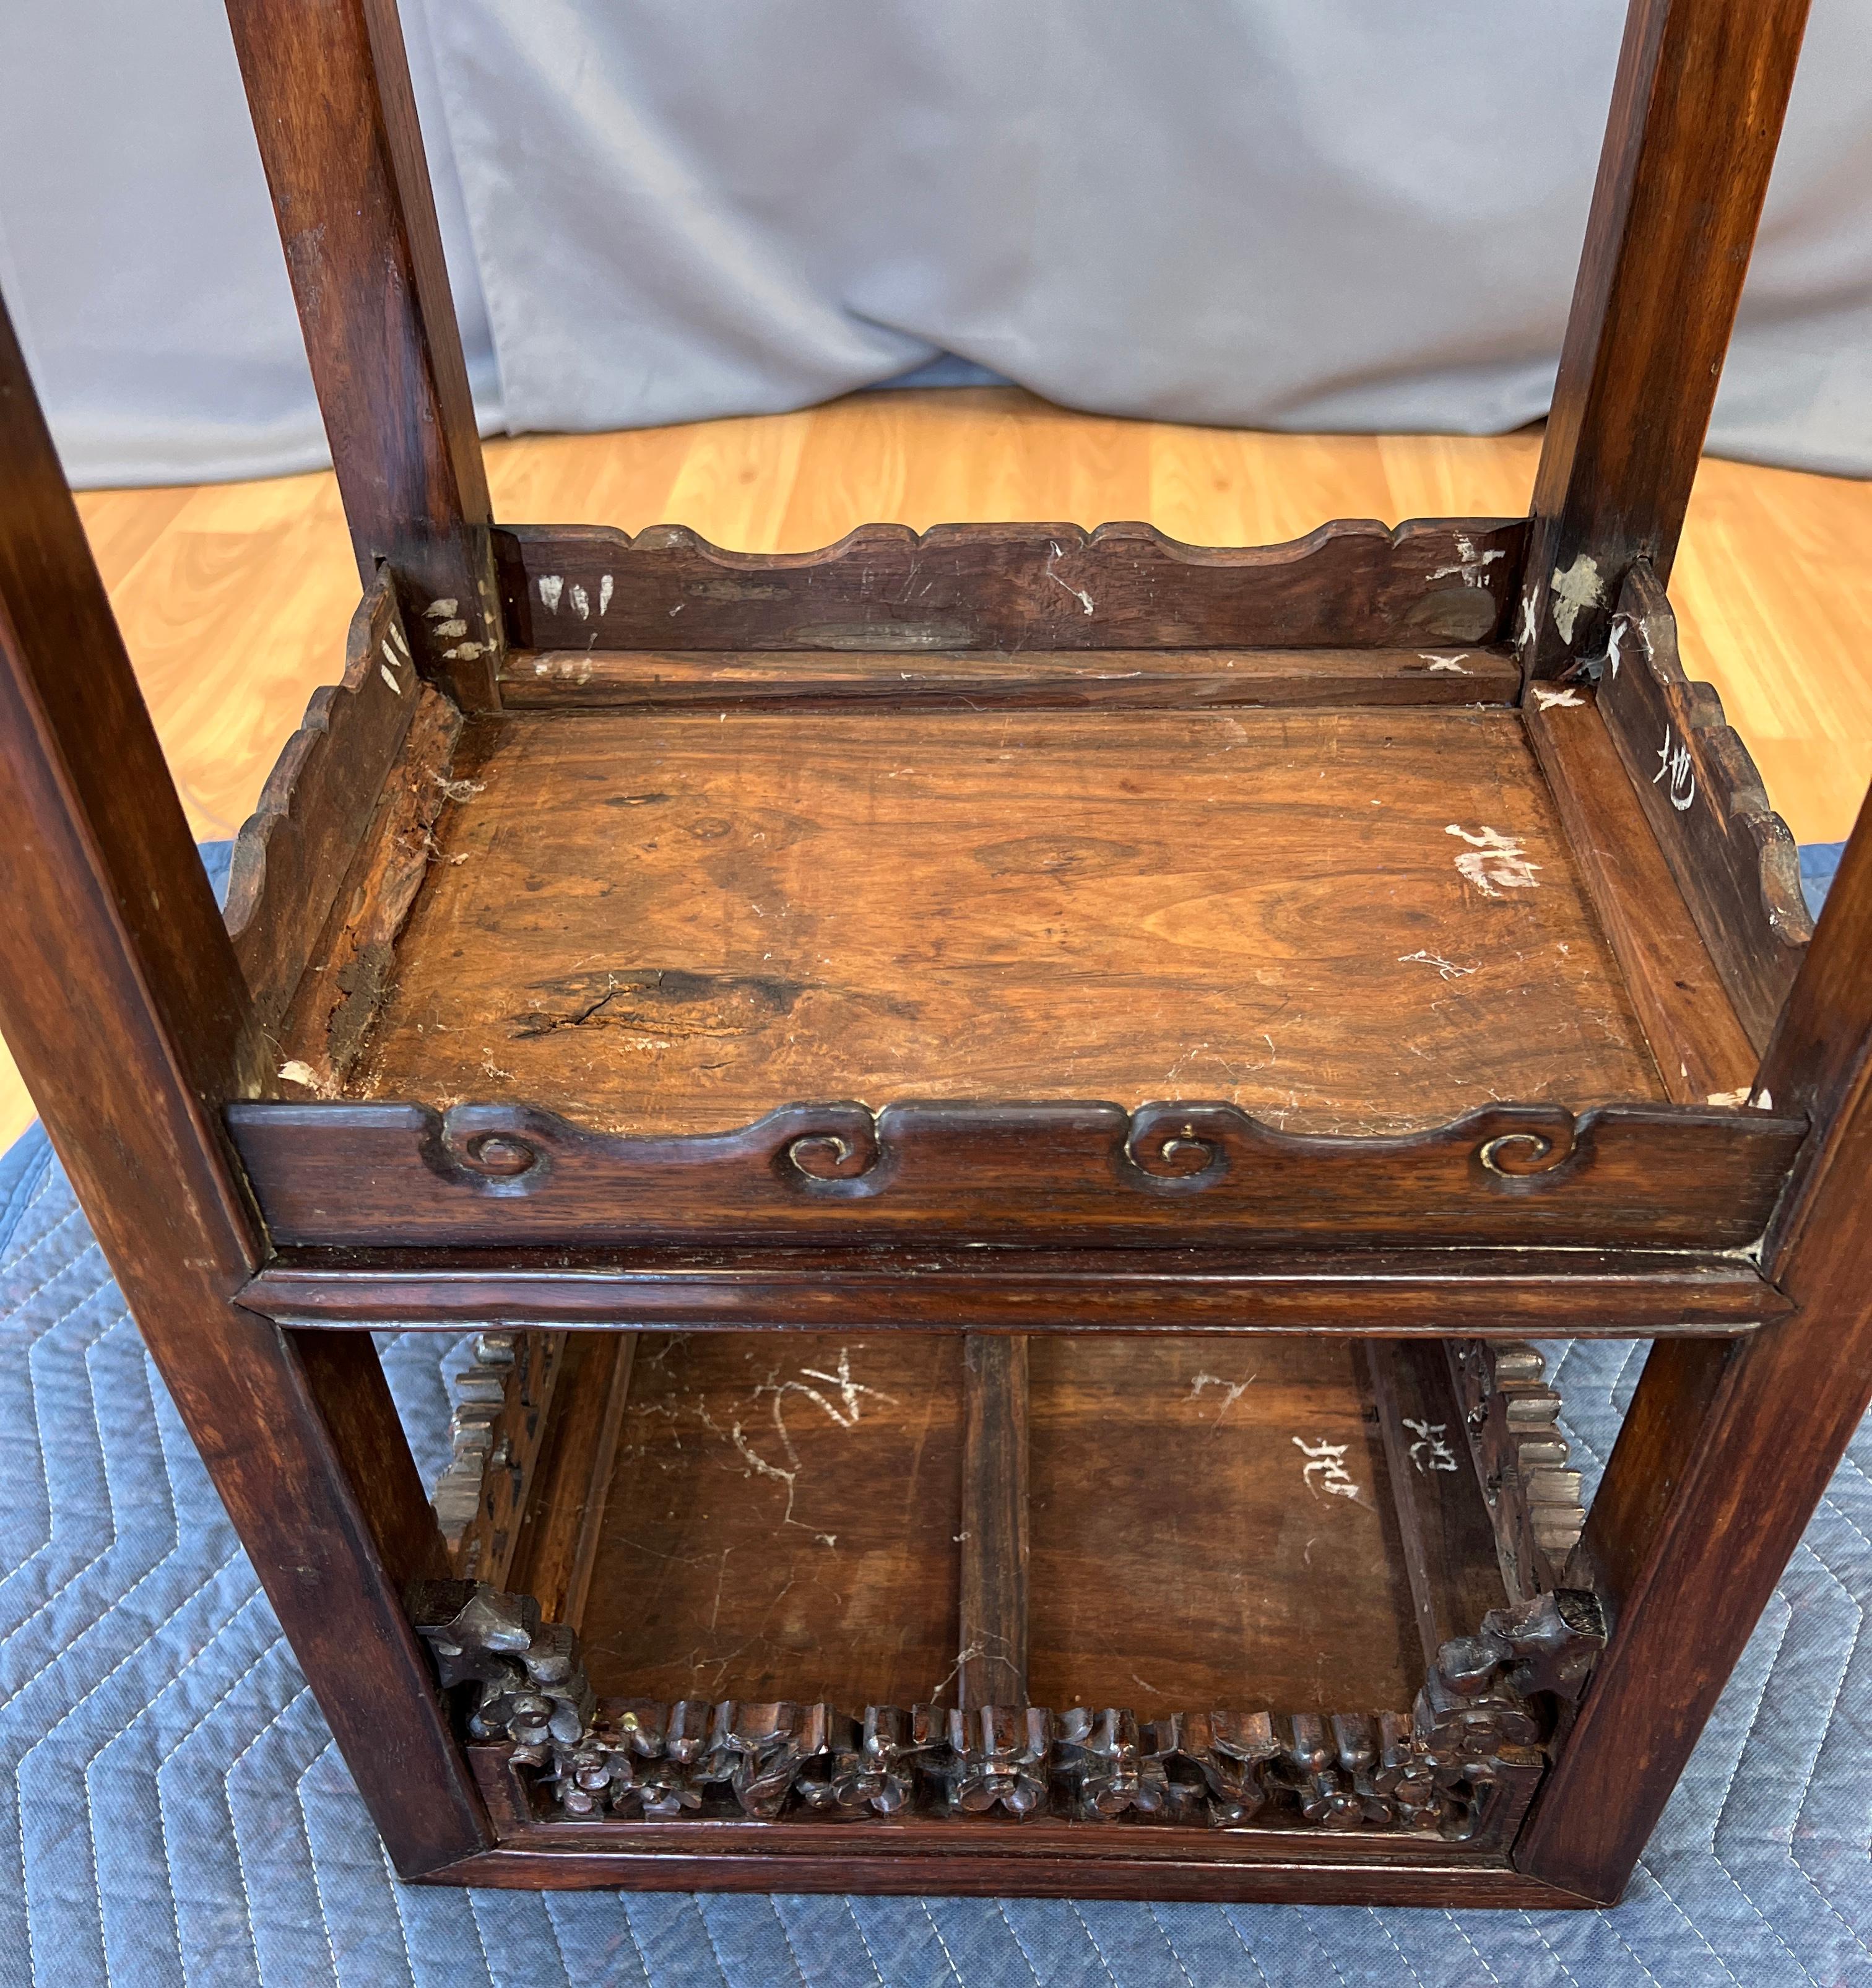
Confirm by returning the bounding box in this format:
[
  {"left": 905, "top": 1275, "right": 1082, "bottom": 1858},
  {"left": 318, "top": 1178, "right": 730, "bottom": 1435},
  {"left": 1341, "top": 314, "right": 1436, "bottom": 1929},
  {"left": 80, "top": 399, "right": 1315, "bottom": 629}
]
[
  {"left": 432, "top": 1330, "right": 566, "bottom": 1586},
  {"left": 1449, "top": 1342, "right": 1585, "bottom": 1598},
  {"left": 412, "top": 1583, "right": 1603, "bottom": 1842}
]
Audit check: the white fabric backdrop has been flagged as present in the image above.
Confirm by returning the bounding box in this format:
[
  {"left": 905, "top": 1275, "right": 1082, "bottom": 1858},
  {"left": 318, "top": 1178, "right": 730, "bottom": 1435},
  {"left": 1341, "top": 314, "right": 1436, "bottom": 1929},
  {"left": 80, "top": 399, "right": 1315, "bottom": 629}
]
[{"left": 1, "top": 0, "right": 1868, "bottom": 489}]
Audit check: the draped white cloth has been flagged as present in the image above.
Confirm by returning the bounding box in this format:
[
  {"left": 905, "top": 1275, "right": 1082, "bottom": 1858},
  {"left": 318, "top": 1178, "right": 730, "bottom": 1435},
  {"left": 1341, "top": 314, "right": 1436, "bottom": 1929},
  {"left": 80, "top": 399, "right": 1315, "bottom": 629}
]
[{"left": 2, "top": 0, "right": 1868, "bottom": 488}]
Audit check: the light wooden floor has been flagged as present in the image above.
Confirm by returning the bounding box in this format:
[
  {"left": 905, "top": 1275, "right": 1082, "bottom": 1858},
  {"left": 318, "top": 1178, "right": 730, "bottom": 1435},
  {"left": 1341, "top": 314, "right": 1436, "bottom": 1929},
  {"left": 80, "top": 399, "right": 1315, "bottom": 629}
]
[{"left": 6, "top": 387, "right": 1868, "bottom": 1150}]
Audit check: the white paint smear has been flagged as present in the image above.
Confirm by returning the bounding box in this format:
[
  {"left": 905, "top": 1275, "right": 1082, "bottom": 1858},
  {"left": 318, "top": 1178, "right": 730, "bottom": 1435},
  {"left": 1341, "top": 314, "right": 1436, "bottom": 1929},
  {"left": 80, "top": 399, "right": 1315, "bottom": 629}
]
[
  {"left": 1431, "top": 534, "right": 1507, "bottom": 588},
  {"left": 537, "top": 575, "right": 564, "bottom": 612},
  {"left": 1549, "top": 553, "right": 1605, "bottom": 643}
]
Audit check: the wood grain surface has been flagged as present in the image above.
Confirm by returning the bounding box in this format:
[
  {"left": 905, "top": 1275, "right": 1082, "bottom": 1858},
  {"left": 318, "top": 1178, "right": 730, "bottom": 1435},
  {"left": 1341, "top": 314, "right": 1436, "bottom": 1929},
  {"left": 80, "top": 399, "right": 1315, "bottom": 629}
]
[
  {"left": 350, "top": 705, "right": 1662, "bottom": 1135},
  {"left": 13, "top": 388, "right": 1867, "bottom": 1159}
]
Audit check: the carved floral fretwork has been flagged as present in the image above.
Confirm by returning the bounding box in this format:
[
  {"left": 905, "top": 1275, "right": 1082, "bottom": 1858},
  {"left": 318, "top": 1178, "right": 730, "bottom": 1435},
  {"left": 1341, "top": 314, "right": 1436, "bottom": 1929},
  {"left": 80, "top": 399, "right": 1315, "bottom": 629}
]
[{"left": 411, "top": 1583, "right": 1603, "bottom": 1838}]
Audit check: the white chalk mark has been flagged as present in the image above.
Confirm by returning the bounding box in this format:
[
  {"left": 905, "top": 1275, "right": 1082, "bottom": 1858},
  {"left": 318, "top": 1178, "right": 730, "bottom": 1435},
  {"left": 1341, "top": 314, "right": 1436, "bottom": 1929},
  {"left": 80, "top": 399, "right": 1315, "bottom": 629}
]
[
  {"left": 379, "top": 664, "right": 401, "bottom": 693},
  {"left": 1549, "top": 553, "right": 1605, "bottom": 643},
  {"left": 1654, "top": 726, "right": 1696, "bottom": 811},
  {"left": 432, "top": 619, "right": 468, "bottom": 640},
  {"left": 599, "top": 574, "right": 614, "bottom": 615},
  {"left": 537, "top": 575, "right": 564, "bottom": 612},
  {"left": 1608, "top": 615, "right": 1627, "bottom": 680},
  {"left": 1045, "top": 540, "right": 1095, "bottom": 615},
  {"left": 423, "top": 598, "right": 459, "bottom": 620},
  {"left": 1446, "top": 823, "right": 1541, "bottom": 897},
  {"left": 1423, "top": 654, "right": 1470, "bottom": 674},
  {"left": 714, "top": 1349, "right": 898, "bottom": 1534},
  {"left": 1706, "top": 1088, "right": 1749, "bottom": 1109},
  {"left": 380, "top": 641, "right": 401, "bottom": 675},
  {"left": 1403, "top": 1418, "right": 1459, "bottom": 1474},
  {"left": 1532, "top": 685, "right": 1585, "bottom": 709},
  {"left": 1398, "top": 949, "right": 1478, "bottom": 980},
  {"left": 442, "top": 642, "right": 486, "bottom": 661},
  {"left": 388, "top": 622, "right": 411, "bottom": 660},
  {"left": 570, "top": 583, "right": 591, "bottom": 622},
  {"left": 1293, "top": 1437, "right": 1360, "bottom": 1501},
  {"left": 1189, "top": 1372, "right": 1255, "bottom": 1418},
  {"left": 278, "top": 1059, "right": 320, "bottom": 1089}
]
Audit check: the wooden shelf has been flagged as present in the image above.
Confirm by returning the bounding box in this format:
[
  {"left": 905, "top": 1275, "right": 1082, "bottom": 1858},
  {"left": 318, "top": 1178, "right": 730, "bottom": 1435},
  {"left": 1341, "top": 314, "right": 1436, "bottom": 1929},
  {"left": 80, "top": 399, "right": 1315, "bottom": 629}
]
[{"left": 353, "top": 703, "right": 1662, "bottom": 1135}]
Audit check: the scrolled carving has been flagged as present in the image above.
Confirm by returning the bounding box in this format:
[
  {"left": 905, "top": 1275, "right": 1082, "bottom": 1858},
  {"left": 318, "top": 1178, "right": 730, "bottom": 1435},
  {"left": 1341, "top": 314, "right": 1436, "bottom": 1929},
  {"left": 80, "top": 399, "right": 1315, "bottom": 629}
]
[
  {"left": 418, "top": 1583, "right": 1605, "bottom": 1838},
  {"left": 1476, "top": 1129, "right": 1571, "bottom": 1178},
  {"left": 781, "top": 1126, "right": 880, "bottom": 1184},
  {"left": 1122, "top": 1105, "right": 1231, "bottom": 1189},
  {"left": 461, "top": 1132, "right": 540, "bottom": 1179}
]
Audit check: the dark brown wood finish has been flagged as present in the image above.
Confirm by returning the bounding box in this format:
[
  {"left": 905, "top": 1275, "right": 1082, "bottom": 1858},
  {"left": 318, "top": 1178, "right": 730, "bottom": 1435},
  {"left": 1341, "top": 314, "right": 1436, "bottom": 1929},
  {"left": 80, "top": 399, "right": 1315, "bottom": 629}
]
[
  {"left": 1596, "top": 563, "right": 1811, "bottom": 1048},
  {"left": 224, "top": 572, "right": 423, "bottom": 1033},
  {"left": 267, "top": 685, "right": 463, "bottom": 1093},
  {"left": 1445, "top": 1343, "right": 1585, "bottom": 1601},
  {"left": 236, "top": 1244, "right": 1794, "bottom": 1335},
  {"left": 1521, "top": 0, "right": 1811, "bottom": 675},
  {"left": 422, "top": 1841, "right": 1593, "bottom": 1904},
  {"left": 227, "top": 1095, "right": 1805, "bottom": 1252},
  {"left": 0, "top": 293, "right": 488, "bottom": 1877},
  {"left": 223, "top": 0, "right": 501, "bottom": 706},
  {"left": 1366, "top": 1342, "right": 1508, "bottom": 1669},
  {"left": 409, "top": 1572, "right": 1598, "bottom": 1859},
  {"left": 959, "top": 1335, "right": 1030, "bottom": 1710},
  {"left": 506, "top": 1333, "right": 637, "bottom": 1628},
  {"left": 1524, "top": 690, "right": 1759, "bottom": 1103},
  {"left": 498, "top": 645, "right": 1519, "bottom": 710},
  {"left": 1519, "top": 791, "right": 1872, "bottom": 1900},
  {"left": 497, "top": 519, "right": 1527, "bottom": 654}
]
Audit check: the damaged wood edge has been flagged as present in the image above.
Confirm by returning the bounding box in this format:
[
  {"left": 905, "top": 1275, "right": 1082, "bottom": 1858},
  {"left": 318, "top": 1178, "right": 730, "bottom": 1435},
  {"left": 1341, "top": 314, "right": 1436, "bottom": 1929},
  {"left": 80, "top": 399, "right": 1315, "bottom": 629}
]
[
  {"left": 433, "top": 1328, "right": 568, "bottom": 1589},
  {"left": 411, "top": 1580, "right": 1602, "bottom": 1841},
  {"left": 496, "top": 646, "right": 1520, "bottom": 711},
  {"left": 223, "top": 573, "right": 424, "bottom": 1033},
  {"left": 264, "top": 684, "right": 466, "bottom": 1096},
  {"left": 492, "top": 516, "right": 1527, "bottom": 653},
  {"left": 1522, "top": 692, "right": 1759, "bottom": 1105},
  {"left": 1445, "top": 1343, "right": 1586, "bottom": 1603},
  {"left": 1593, "top": 563, "right": 1811, "bottom": 1054}
]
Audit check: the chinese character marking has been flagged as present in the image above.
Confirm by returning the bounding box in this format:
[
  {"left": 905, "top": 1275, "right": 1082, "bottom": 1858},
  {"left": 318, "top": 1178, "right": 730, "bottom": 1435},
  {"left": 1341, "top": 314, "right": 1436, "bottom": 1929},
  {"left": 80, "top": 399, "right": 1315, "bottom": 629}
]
[
  {"left": 1445, "top": 823, "right": 1542, "bottom": 898},
  {"left": 1653, "top": 726, "right": 1696, "bottom": 812},
  {"left": 1403, "top": 1418, "right": 1459, "bottom": 1474},
  {"left": 1293, "top": 1437, "right": 1360, "bottom": 1501}
]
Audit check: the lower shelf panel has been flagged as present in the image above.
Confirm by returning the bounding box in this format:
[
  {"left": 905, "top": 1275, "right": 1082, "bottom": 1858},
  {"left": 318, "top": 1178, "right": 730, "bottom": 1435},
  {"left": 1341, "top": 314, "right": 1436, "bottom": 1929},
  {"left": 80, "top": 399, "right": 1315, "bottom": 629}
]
[{"left": 413, "top": 1327, "right": 1605, "bottom": 1891}]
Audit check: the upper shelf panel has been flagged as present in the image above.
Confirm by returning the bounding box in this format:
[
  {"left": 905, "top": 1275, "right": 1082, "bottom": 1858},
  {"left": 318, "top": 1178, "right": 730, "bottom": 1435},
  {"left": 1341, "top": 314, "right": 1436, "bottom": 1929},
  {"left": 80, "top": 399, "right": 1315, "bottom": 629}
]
[{"left": 337, "top": 703, "right": 1663, "bottom": 1139}]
